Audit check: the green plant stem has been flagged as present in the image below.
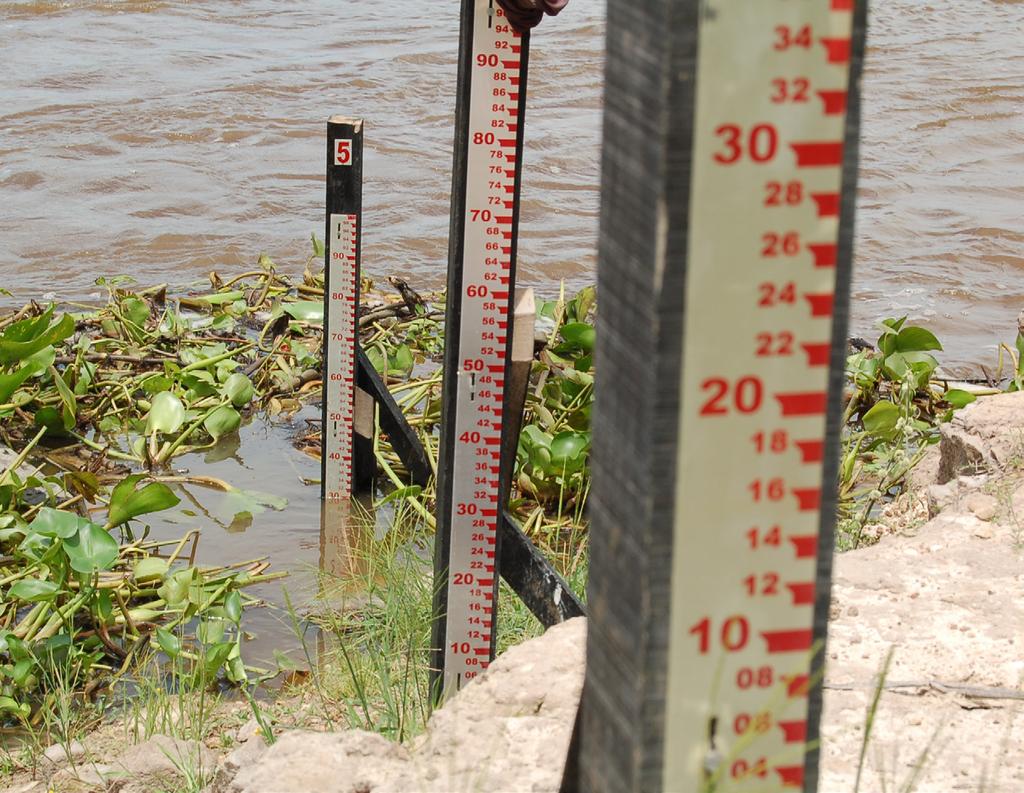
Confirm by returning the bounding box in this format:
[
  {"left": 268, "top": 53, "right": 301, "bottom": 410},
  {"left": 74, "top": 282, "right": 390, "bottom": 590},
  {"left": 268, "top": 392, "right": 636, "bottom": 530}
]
[{"left": 0, "top": 426, "right": 47, "bottom": 486}]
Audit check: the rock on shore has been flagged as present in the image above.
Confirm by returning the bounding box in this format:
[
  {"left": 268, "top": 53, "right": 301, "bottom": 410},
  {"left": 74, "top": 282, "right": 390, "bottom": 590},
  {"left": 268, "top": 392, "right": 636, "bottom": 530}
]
[{"left": 216, "top": 618, "right": 585, "bottom": 793}]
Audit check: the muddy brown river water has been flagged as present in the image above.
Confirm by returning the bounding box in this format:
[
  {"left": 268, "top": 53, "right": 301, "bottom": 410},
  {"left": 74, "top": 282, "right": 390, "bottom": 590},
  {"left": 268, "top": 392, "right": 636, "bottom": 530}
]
[
  {"left": 1, "top": 1, "right": 1022, "bottom": 658},
  {"left": 2, "top": 1, "right": 1021, "bottom": 367}
]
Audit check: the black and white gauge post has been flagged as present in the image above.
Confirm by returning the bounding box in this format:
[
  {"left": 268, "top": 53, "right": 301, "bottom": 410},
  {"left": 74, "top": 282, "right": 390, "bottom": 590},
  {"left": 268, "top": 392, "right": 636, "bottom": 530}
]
[
  {"left": 321, "top": 117, "right": 368, "bottom": 502},
  {"left": 569, "top": 1, "right": 868, "bottom": 791},
  {"left": 431, "top": 0, "right": 534, "bottom": 702}
]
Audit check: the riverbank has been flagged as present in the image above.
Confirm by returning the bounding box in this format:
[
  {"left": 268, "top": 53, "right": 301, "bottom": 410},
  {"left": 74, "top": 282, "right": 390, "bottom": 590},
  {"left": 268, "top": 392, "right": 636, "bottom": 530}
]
[
  {"left": 2, "top": 254, "right": 1022, "bottom": 790},
  {"left": 9, "top": 383, "right": 1024, "bottom": 792},
  {"left": 17, "top": 390, "right": 1018, "bottom": 793},
  {"left": 0, "top": 258, "right": 591, "bottom": 788}
]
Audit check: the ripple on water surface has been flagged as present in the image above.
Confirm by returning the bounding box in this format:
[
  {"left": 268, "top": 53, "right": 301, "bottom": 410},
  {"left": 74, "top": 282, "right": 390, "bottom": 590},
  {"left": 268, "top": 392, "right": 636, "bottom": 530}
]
[{"left": 2, "top": 2, "right": 1021, "bottom": 367}]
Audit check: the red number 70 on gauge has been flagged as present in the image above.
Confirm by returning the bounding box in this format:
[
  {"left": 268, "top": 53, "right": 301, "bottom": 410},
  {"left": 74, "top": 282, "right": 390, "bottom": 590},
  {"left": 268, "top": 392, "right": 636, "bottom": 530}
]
[{"left": 335, "top": 139, "right": 352, "bottom": 166}]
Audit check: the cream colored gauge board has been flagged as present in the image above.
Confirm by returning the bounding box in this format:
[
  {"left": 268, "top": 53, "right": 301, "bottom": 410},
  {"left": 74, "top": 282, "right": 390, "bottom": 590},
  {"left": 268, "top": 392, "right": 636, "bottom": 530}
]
[
  {"left": 433, "top": 0, "right": 529, "bottom": 701},
  {"left": 664, "top": 1, "right": 857, "bottom": 790}
]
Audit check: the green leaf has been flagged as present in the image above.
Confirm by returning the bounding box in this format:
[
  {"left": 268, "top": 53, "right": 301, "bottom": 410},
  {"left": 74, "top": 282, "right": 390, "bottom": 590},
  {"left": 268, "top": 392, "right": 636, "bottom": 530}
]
[
  {"left": 311, "top": 233, "right": 325, "bottom": 258},
  {"left": 366, "top": 346, "right": 386, "bottom": 374},
  {"left": 96, "top": 590, "right": 114, "bottom": 623},
  {"left": 570, "top": 286, "right": 596, "bottom": 324},
  {"left": 49, "top": 365, "right": 78, "bottom": 430},
  {"left": 0, "top": 346, "right": 55, "bottom": 403},
  {"left": 63, "top": 521, "right": 119, "bottom": 574},
  {"left": 12, "top": 658, "right": 36, "bottom": 688},
  {"left": 214, "top": 488, "right": 287, "bottom": 524},
  {"left": 895, "top": 326, "right": 942, "bottom": 353},
  {"left": 197, "top": 618, "right": 226, "bottom": 645},
  {"left": 559, "top": 323, "right": 596, "bottom": 353},
  {"left": 389, "top": 344, "right": 414, "bottom": 375},
  {"left": 879, "top": 316, "right": 908, "bottom": 334},
  {"left": 0, "top": 514, "right": 27, "bottom": 543},
  {"left": 158, "top": 569, "right": 195, "bottom": 609},
  {"left": 4, "top": 634, "right": 29, "bottom": 661},
  {"left": 132, "top": 557, "right": 169, "bottom": 583},
  {"left": 272, "top": 649, "right": 299, "bottom": 671},
  {"left": 141, "top": 375, "right": 173, "bottom": 395},
  {"left": 227, "top": 511, "right": 253, "bottom": 533},
  {"left": 549, "top": 431, "right": 590, "bottom": 474},
  {"left": 121, "top": 296, "right": 151, "bottom": 328},
  {"left": 0, "top": 695, "right": 30, "bottom": 719},
  {"left": 29, "top": 407, "right": 65, "bottom": 438},
  {"left": 155, "top": 627, "right": 181, "bottom": 657},
  {"left": 884, "top": 351, "right": 938, "bottom": 385},
  {"left": 0, "top": 310, "right": 74, "bottom": 366},
  {"left": 224, "top": 590, "right": 242, "bottom": 624},
  {"left": 8, "top": 579, "right": 62, "bottom": 602},
  {"left": 862, "top": 401, "right": 901, "bottom": 437},
  {"left": 29, "top": 507, "right": 83, "bottom": 539},
  {"left": 17, "top": 530, "right": 53, "bottom": 562},
  {"left": 204, "top": 405, "right": 241, "bottom": 441},
  {"left": 943, "top": 389, "right": 976, "bottom": 409},
  {"left": 520, "top": 425, "right": 553, "bottom": 450},
  {"left": 226, "top": 653, "right": 248, "bottom": 684},
  {"left": 107, "top": 475, "right": 180, "bottom": 526},
  {"left": 376, "top": 485, "right": 423, "bottom": 506},
  {"left": 282, "top": 301, "right": 324, "bottom": 323},
  {"left": 204, "top": 641, "right": 234, "bottom": 675},
  {"left": 64, "top": 470, "right": 100, "bottom": 500},
  {"left": 882, "top": 353, "right": 909, "bottom": 380},
  {"left": 0, "top": 367, "right": 35, "bottom": 403},
  {"left": 146, "top": 391, "right": 185, "bottom": 435},
  {"left": 223, "top": 373, "right": 255, "bottom": 407},
  {"left": 189, "top": 290, "right": 245, "bottom": 306}
]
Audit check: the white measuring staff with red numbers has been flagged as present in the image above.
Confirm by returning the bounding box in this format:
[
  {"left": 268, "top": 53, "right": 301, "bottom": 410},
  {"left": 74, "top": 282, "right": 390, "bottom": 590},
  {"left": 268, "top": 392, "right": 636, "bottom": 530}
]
[
  {"left": 439, "top": 0, "right": 525, "bottom": 698},
  {"left": 323, "top": 207, "right": 358, "bottom": 501},
  {"left": 664, "top": 1, "right": 856, "bottom": 789}
]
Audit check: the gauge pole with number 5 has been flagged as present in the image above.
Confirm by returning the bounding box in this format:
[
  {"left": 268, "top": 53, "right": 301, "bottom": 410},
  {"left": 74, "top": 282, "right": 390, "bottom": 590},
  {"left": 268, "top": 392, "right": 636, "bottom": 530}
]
[
  {"left": 574, "top": 1, "right": 868, "bottom": 791},
  {"left": 432, "top": 0, "right": 530, "bottom": 702}
]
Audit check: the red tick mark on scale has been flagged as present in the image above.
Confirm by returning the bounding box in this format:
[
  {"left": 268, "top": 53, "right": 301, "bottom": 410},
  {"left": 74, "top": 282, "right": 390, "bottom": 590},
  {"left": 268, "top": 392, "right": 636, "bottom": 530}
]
[
  {"left": 821, "top": 37, "right": 852, "bottom": 64},
  {"left": 802, "top": 343, "right": 830, "bottom": 367},
  {"left": 786, "top": 582, "right": 816, "bottom": 606},
  {"left": 811, "top": 192, "right": 840, "bottom": 217},
  {"left": 778, "top": 719, "right": 809, "bottom": 743},
  {"left": 804, "top": 292, "right": 834, "bottom": 317},
  {"left": 789, "top": 535, "right": 818, "bottom": 560},
  {"left": 775, "top": 391, "right": 827, "bottom": 416},
  {"left": 808, "top": 243, "right": 838, "bottom": 268},
  {"left": 791, "top": 141, "right": 844, "bottom": 167},
  {"left": 784, "top": 674, "right": 811, "bottom": 698},
  {"left": 775, "top": 765, "right": 805, "bottom": 788},
  {"left": 795, "top": 439, "right": 824, "bottom": 463},
  {"left": 762, "top": 629, "right": 813, "bottom": 653},
  {"left": 818, "top": 89, "right": 848, "bottom": 115},
  {"left": 793, "top": 488, "right": 822, "bottom": 512}
]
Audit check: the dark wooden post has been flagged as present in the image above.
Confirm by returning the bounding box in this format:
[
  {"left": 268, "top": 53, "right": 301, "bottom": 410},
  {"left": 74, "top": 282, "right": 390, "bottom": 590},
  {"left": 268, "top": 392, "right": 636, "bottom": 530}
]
[
  {"left": 432, "top": 0, "right": 585, "bottom": 704},
  {"left": 322, "top": 116, "right": 373, "bottom": 499},
  {"left": 431, "top": 0, "right": 532, "bottom": 703},
  {"left": 573, "top": 2, "right": 868, "bottom": 791}
]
